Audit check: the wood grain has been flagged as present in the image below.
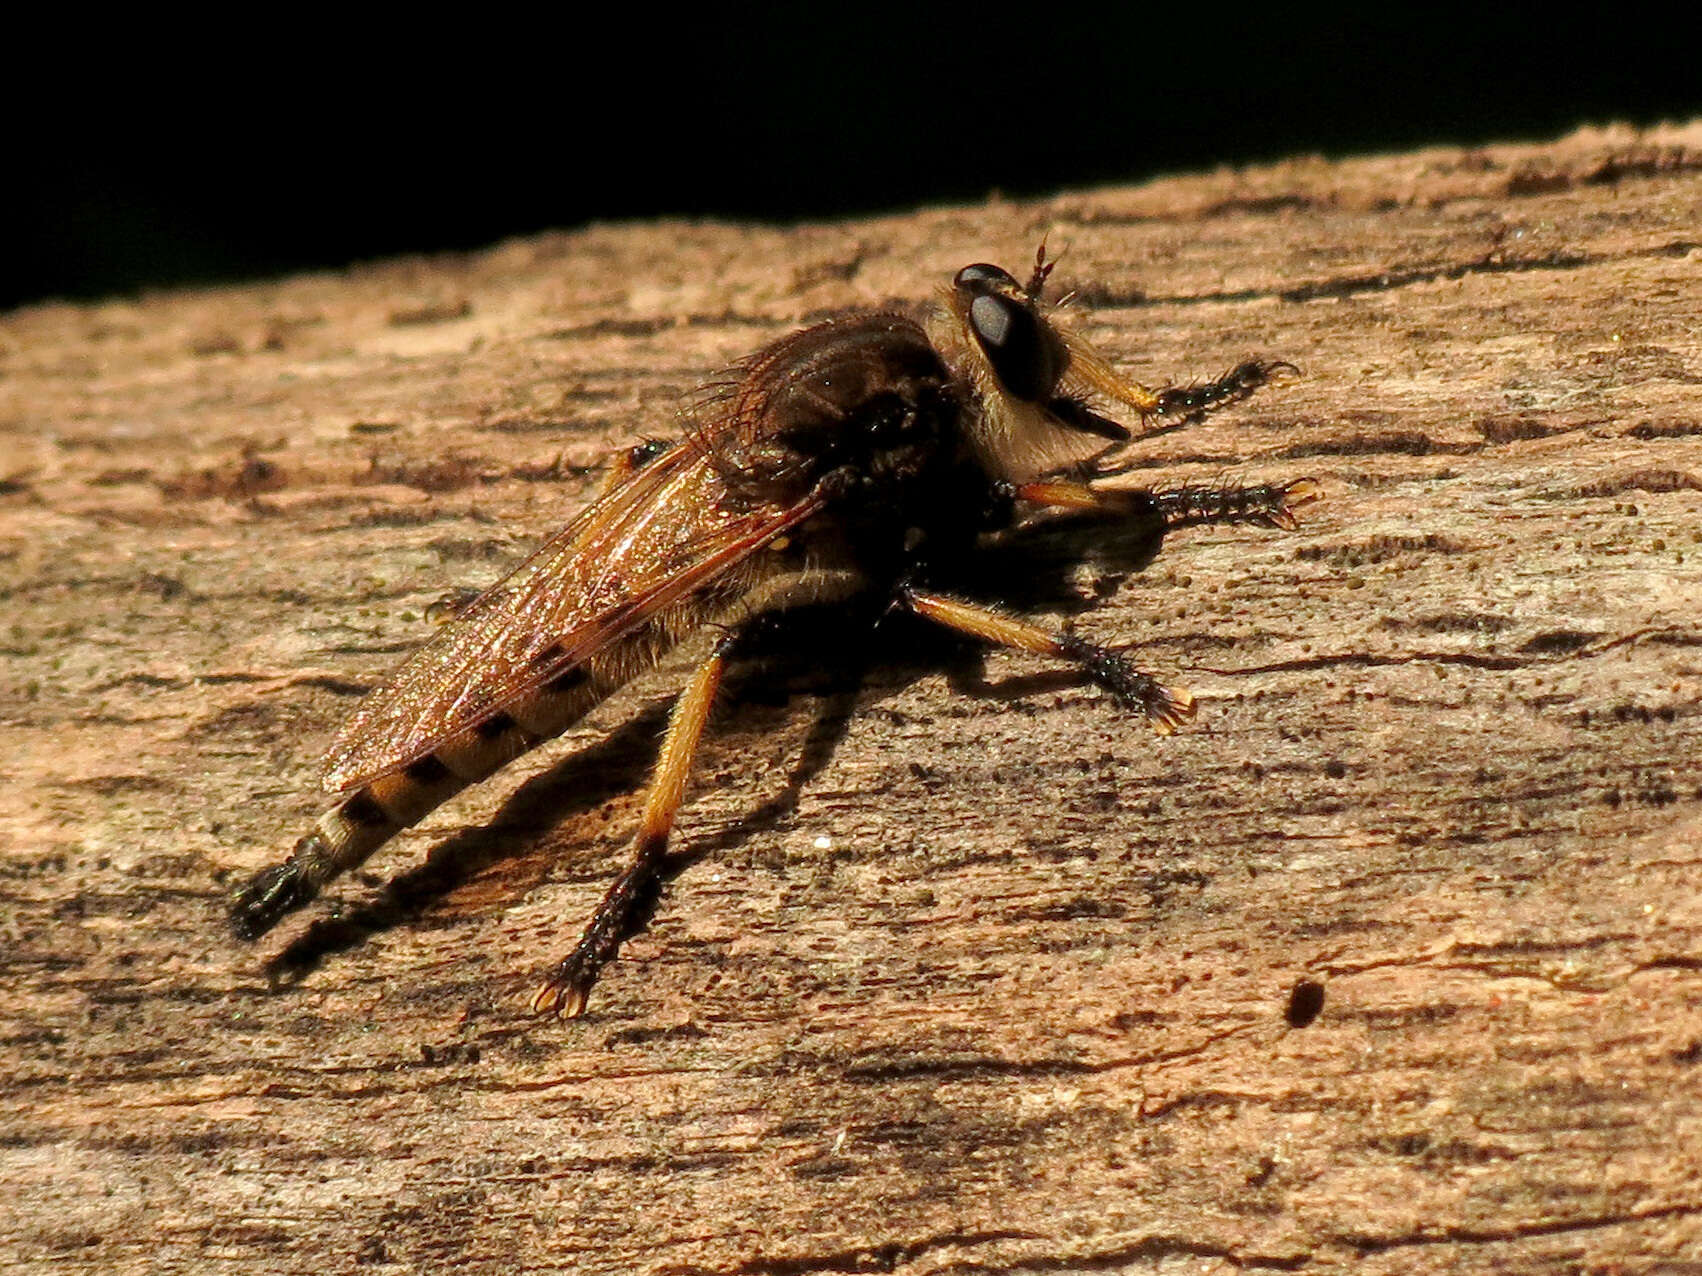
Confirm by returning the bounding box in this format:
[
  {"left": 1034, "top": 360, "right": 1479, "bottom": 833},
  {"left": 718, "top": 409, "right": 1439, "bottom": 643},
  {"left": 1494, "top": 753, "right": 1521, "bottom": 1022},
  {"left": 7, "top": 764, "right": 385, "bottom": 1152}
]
[{"left": 3, "top": 122, "right": 1700, "bottom": 1274}]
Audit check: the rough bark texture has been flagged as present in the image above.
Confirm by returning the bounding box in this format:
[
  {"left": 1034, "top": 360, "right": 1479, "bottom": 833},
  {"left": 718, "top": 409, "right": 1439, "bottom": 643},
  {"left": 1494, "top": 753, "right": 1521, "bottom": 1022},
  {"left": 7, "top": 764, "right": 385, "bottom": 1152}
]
[{"left": 4, "top": 124, "right": 1701, "bottom": 1274}]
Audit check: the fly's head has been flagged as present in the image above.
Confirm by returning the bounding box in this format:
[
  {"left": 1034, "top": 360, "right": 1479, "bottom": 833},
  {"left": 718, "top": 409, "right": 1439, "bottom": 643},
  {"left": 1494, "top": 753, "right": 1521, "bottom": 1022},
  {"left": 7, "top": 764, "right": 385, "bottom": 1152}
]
[
  {"left": 931, "top": 252, "right": 1140, "bottom": 484},
  {"left": 948, "top": 261, "right": 1070, "bottom": 405}
]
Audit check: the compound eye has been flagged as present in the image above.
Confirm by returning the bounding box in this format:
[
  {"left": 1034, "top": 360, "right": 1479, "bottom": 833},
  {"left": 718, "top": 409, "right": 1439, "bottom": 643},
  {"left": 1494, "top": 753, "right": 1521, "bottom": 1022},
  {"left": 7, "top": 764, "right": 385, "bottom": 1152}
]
[
  {"left": 953, "top": 262, "right": 1018, "bottom": 295},
  {"left": 967, "top": 292, "right": 1057, "bottom": 402}
]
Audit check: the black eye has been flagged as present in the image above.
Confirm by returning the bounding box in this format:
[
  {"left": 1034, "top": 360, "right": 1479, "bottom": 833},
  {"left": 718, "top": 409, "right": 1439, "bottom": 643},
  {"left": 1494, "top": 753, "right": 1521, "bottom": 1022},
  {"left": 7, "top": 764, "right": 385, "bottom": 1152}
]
[
  {"left": 967, "top": 292, "right": 1057, "bottom": 402},
  {"left": 953, "top": 263, "right": 1018, "bottom": 294}
]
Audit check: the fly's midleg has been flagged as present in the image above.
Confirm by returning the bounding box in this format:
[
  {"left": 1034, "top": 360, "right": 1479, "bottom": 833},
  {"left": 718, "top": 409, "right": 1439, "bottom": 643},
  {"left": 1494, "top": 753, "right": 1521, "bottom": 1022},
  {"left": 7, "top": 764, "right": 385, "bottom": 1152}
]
[{"left": 531, "top": 632, "right": 733, "bottom": 1018}]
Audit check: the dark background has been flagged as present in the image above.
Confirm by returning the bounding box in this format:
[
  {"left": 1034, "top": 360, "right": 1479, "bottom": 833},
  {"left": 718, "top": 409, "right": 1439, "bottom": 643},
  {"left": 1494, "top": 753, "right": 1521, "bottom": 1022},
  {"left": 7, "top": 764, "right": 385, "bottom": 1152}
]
[{"left": 9, "top": 11, "right": 1697, "bottom": 312}]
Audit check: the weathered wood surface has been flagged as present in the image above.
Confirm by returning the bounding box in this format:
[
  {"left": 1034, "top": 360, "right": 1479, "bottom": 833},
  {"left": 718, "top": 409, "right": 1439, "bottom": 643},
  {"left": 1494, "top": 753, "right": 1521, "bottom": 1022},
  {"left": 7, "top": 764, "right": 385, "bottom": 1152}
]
[{"left": 4, "top": 123, "right": 1701, "bottom": 1274}]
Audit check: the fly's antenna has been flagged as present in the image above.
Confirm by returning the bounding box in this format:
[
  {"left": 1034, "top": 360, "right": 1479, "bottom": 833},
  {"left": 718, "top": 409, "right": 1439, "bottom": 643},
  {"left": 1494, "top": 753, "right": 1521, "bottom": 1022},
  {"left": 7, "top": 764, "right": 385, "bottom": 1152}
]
[{"left": 1026, "top": 235, "right": 1065, "bottom": 302}]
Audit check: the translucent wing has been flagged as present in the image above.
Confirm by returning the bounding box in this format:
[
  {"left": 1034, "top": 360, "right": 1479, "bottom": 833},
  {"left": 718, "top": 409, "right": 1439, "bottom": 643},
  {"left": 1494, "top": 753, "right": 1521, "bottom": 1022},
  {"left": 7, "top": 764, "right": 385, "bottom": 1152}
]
[{"left": 321, "top": 442, "right": 822, "bottom": 791}]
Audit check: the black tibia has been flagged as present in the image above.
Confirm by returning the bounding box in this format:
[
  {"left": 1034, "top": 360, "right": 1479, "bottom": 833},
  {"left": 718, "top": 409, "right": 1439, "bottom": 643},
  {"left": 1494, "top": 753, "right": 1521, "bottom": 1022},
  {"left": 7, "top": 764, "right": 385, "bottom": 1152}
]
[
  {"left": 532, "top": 633, "right": 735, "bottom": 1019},
  {"left": 897, "top": 587, "right": 1195, "bottom": 734},
  {"left": 1052, "top": 632, "right": 1194, "bottom": 732},
  {"left": 1154, "top": 477, "right": 1321, "bottom": 531},
  {"left": 1155, "top": 360, "right": 1298, "bottom": 420},
  {"left": 531, "top": 836, "right": 666, "bottom": 1020}
]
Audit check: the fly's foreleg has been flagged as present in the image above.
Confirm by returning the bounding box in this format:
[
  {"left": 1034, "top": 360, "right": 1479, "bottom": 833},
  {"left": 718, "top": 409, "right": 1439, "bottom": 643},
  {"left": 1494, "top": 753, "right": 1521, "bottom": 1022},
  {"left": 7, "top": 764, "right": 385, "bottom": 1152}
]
[
  {"left": 532, "top": 634, "right": 731, "bottom": 1019},
  {"left": 1013, "top": 476, "right": 1321, "bottom": 531},
  {"left": 897, "top": 587, "right": 1196, "bottom": 734},
  {"left": 1059, "top": 358, "right": 1297, "bottom": 457},
  {"left": 1151, "top": 477, "right": 1322, "bottom": 531},
  {"left": 1153, "top": 359, "right": 1297, "bottom": 421}
]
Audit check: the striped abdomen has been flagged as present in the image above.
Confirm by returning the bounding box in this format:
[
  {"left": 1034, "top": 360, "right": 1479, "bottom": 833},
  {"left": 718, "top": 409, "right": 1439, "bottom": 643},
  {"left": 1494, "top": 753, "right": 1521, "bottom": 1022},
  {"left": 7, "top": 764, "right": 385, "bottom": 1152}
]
[{"left": 230, "top": 625, "right": 670, "bottom": 941}]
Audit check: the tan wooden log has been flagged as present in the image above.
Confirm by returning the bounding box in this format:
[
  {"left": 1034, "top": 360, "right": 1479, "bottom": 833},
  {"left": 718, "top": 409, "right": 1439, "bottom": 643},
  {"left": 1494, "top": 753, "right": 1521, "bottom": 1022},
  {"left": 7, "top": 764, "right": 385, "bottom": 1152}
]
[{"left": 3, "top": 122, "right": 1700, "bottom": 1273}]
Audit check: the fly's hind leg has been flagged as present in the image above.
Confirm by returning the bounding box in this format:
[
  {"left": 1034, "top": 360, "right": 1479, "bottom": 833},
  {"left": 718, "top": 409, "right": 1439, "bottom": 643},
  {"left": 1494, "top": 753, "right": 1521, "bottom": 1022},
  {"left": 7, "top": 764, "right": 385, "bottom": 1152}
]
[
  {"left": 897, "top": 587, "right": 1196, "bottom": 734},
  {"left": 532, "top": 632, "right": 732, "bottom": 1019}
]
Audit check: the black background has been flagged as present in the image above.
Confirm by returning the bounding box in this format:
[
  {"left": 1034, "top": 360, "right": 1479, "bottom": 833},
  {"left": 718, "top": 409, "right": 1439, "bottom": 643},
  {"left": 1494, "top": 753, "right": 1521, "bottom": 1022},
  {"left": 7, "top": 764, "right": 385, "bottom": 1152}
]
[{"left": 9, "top": 10, "right": 1697, "bottom": 311}]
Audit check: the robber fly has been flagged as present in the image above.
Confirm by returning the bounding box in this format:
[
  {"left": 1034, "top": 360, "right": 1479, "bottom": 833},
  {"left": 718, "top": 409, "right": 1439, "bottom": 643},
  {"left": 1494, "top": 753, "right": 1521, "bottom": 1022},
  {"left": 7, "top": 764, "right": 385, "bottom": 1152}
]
[{"left": 230, "top": 246, "right": 1316, "bottom": 1018}]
